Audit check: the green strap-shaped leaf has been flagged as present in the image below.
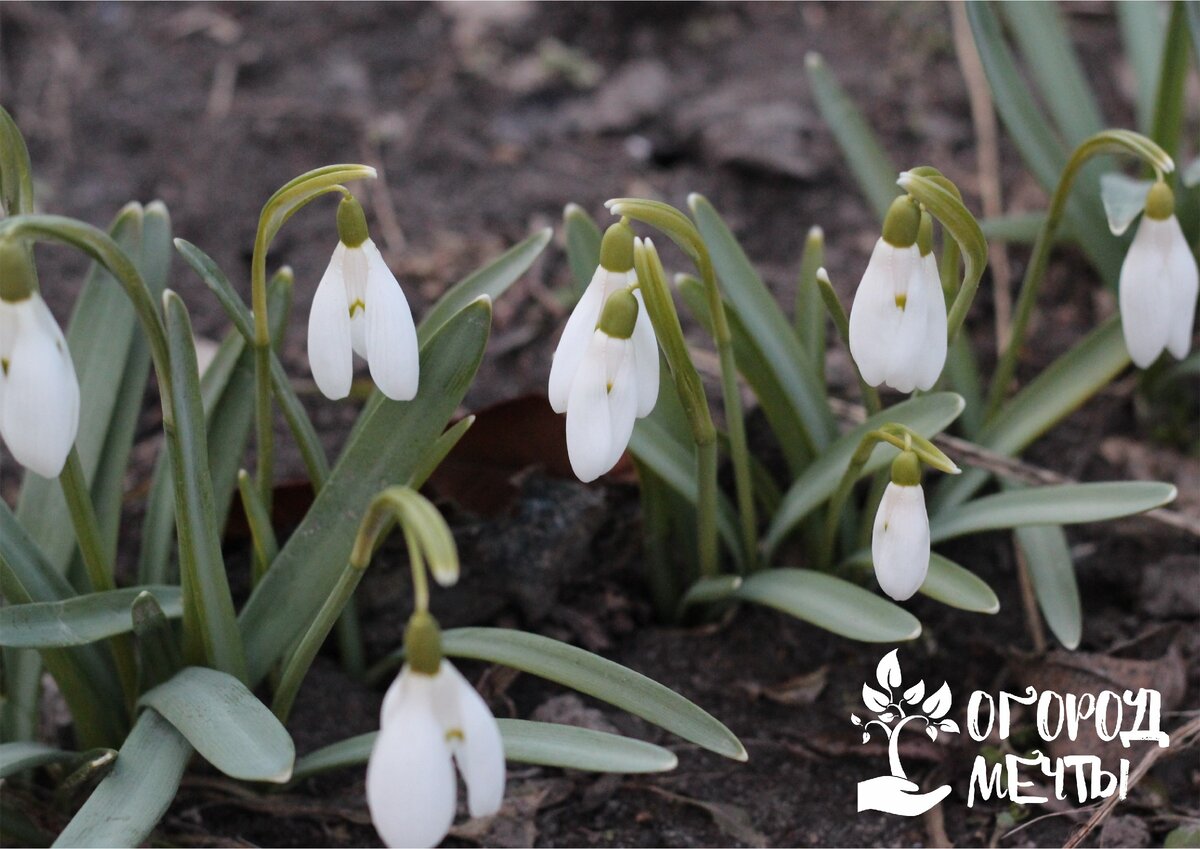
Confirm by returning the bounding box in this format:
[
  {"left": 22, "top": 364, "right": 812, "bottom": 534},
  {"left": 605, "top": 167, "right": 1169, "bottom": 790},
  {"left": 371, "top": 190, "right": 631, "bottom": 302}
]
[
  {"left": 1150, "top": 2, "right": 1191, "bottom": 162},
  {"left": 239, "top": 299, "right": 493, "bottom": 685},
  {"left": 919, "top": 554, "right": 999, "bottom": 614},
  {"left": 1117, "top": 2, "right": 1168, "bottom": 134},
  {"left": 763, "top": 393, "right": 964, "bottom": 560},
  {"left": 676, "top": 575, "right": 744, "bottom": 615},
  {"left": 288, "top": 719, "right": 677, "bottom": 785},
  {"left": 424, "top": 628, "right": 746, "bottom": 761},
  {"left": 734, "top": 569, "right": 920, "bottom": 642},
  {"left": 689, "top": 194, "right": 836, "bottom": 451},
  {"left": 53, "top": 710, "right": 191, "bottom": 849},
  {"left": 0, "top": 587, "right": 182, "bottom": 648},
  {"left": 0, "top": 742, "right": 78, "bottom": 780},
  {"left": 1015, "top": 519, "right": 1081, "bottom": 650},
  {"left": 162, "top": 291, "right": 246, "bottom": 680},
  {"left": 930, "top": 482, "right": 1176, "bottom": 543},
  {"left": 139, "top": 666, "right": 294, "bottom": 783},
  {"left": 564, "top": 203, "right": 602, "bottom": 297}
]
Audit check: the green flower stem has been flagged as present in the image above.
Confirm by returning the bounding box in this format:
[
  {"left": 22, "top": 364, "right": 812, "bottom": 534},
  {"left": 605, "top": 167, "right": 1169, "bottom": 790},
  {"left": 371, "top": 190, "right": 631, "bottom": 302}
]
[
  {"left": 613, "top": 198, "right": 756, "bottom": 570},
  {"left": 984, "top": 130, "right": 1173, "bottom": 420},
  {"left": 815, "top": 268, "right": 882, "bottom": 415},
  {"left": 633, "top": 238, "right": 720, "bottom": 578},
  {"left": 272, "top": 486, "right": 454, "bottom": 721}
]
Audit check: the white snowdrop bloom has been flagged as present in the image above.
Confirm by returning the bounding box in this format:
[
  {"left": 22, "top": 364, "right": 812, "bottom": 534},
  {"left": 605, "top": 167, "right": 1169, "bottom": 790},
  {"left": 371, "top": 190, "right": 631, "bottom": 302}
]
[
  {"left": 1118, "top": 182, "right": 1198, "bottom": 369},
  {"left": 872, "top": 452, "right": 930, "bottom": 602},
  {"left": 849, "top": 200, "right": 947, "bottom": 394},
  {"left": 368, "top": 659, "right": 505, "bottom": 848},
  {"left": 549, "top": 221, "right": 659, "bottom": 482},
  {"left": 0, "top": 283, "right": 80, "bottom": 479},
  {"left": 307, "top": 196, "right": 418, "bottom": 402}
]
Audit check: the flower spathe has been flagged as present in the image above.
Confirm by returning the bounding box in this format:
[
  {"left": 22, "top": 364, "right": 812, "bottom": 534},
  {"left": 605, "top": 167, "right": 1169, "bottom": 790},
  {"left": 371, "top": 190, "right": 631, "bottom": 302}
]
[
  {"left": 367, "top": 660, "right": 505, "bottom": 848},
  {"left": 872, "top": 481, "right": 930, "bottom": 602},
  {"left": 307, "top": 236, "right": 419, "bottom": 402},
  {"left": 1118, "top": 188, "right": 1198, "bottom": 369},
  {"left": 549, "top": 225, "right": 659, "bottom": 482},
  {"left": 0, "top": 293, "right": 80, "bottom": 478}
]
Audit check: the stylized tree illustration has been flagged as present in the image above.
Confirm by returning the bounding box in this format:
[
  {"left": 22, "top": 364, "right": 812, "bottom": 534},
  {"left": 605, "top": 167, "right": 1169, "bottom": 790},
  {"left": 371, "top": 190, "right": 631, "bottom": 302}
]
[{"left": 851, "top": 649, "right": 958, "bottom": 779}]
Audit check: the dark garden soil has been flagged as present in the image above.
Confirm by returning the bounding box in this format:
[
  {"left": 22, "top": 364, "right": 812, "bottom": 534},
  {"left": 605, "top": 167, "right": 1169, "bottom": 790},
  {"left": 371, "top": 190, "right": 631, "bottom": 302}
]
[{"left": 2, "top": 3, "right": 1198, "bottom": 847}]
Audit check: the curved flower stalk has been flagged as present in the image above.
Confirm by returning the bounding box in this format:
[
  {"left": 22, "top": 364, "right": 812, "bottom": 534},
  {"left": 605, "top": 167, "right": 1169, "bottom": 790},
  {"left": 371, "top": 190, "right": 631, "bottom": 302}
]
[
  {"left": 849, "top": 197, "right": 947, "bottom": 393},
  {"left": 308, "top": 195, "right": 418, "bottom": 401},
  {"left": 0, "top": 239, "right": 79, "bottom": 478},
  {"left": 549, "top": 218, "right": 659, "bottom": 481},
  {"left": 1117, "top": 181, "right": 1198, "bottom": 368}
]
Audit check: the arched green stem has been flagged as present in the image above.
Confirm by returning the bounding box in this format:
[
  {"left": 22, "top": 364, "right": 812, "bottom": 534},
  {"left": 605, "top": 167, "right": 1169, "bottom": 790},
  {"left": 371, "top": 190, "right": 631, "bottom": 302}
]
[
  {"left": 610, "top": 198, "right": 757, "bottom": 570},
  {"left": 271, "top": 486, "right": 455, "bottom": 721},
  {"left": 983, "top": 130, "right": 1174, "bottom": 420},
  {"left": 248, "top": 166, "right": 376, "bottom": 510},
  {"left": 632, "top": 238, "right": 720, "bottom": 579}
]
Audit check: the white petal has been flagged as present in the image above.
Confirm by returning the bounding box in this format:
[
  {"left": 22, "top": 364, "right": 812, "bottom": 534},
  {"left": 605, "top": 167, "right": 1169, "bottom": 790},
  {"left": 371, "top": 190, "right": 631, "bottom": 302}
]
[
  {"left": 883, "top": 259, "right": 930, "bottom": 393},
  {"left": 913, "top": 254, "right": 948, "bottom": 391},
  {"left": 0, "top": 296, "right": 79, "bottom": 478},
  {"left": 1165, "top": 218, "right": 1198, "bottom": 360},
  {"left": 437, "top": 663, "right": 506, "bottom": 818},
  {"left": 307, "top": 244, "right": 354, "bottom": 400},
  {"left": 630, "top": 287, "right": 659, "bottom": 417},
  {"left": 380, "top": 664, "right": 424, "bottom": 727},
  {"left": 565, "top": 331, "right": 614, "bottom": 482},
  {"left": 849, "top": 240, "right": 909, "bottom": 387},
  {"left": 1119, "top": 217, "right": 1173, "bottom": 368},
  {"left": 343, "top": 244, "right": 370, "bottom": 359},
  {"left": 366, "top": 699, "right": 457, "bottom": 848},
  {"left": 602, "top": 339, "right": 639, "bottom": 472},
  {"left": 548, "top": 266, "right": 607, "bottom": 414},
  {"left": 362, "top": 240, "right": 420, "bottom": 401},
  {"left": 871, "top": 483, "right": 930, "bottom": 602}
]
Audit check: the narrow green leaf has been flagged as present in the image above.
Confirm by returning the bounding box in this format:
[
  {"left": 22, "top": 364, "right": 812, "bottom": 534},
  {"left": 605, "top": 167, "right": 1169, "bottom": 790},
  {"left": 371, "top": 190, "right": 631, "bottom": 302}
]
[
  {"left": 764, "top": 393, "right": 965, "bottom": 560},
  {"left": 564, "top": 203, "right": 602, "bottom": 296},
  {"left": 931, "top": 482, "right": 1176, "bottom": 543},
  {"left": 237, "top": 470, "right": 279, "bottom": 579},
  {"left": 794, "top": 226, "right": 826, "bottom": 371},
  {"left": 0, "top": 587, "right": 182, "bottom": 648},
  {"left": 433, "top": 627, "right": 746, "bottom": 761},
  {"left": 934, "top": 317, "right": 1129, "bottom": 511},
  {"left": 735, "top": 569, "right": 921, "bottom": 642},
  {"left": 53, "top": 710, "right": 191, "bottom": 849},
  {"left": 240, "top": 299, "right": 493, "bottom": 685},
  {"left": 0, "top": 743, "right": 78, "bottom": 780},
  {"left": 131, "top": 591, "right": 182, "bottom": 692},
  {"left": 689, "top": 194, "right": 836, "bottom": 449},
  {"left": 1015, "top": 516, "right": 1081, "bottom": 649},
  {"left": 979, "top": 211, "right": 1049, "bottom": 243},
  {"left": 920, "top": 554, "right": 1000, "bottom": 614},
  {"left": 407, "top": 415, "right": 475, "bottom": 491},
  {"left": 677, "top": 575, "right": 744, "bottom": 614},
  {"left": 140, "top": 667, "right": 293, "bottom": 782},
  {"left": 162, "top": 291, "right": 246, "bottom": 680},
  {"left": 1150, "top": 2, "right": 1191, "bottom": 162},
  {"left": 1117, "top": 2, "right": 1168, "bottom": 133},
  {"left": 804, "top": 52, "right": 901, "bottom": 219}
]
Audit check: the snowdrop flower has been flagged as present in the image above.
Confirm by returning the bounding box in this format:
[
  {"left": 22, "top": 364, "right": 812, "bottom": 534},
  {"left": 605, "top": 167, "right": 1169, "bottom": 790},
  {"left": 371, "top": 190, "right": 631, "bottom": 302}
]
[
  {"left": 368, "top": 613, "right": 504, "bottom": 848},
  {"left": 872, "top": 450, "right": 930, "bottom": 602},
  {"left": 1118, "top": 181, "right": 1198, "bottom": 368},
  {"left": 849, "top": 199, "right": 947, "bottom": 393},
  {"left": 549, "top": 220, "right": 659, "bottom": 482},
  {"left": 307, "top": 195, "right": 418, "bottom": 401},
  {"left": 0, "top": 241, "right": 79, "bottom": 478}
]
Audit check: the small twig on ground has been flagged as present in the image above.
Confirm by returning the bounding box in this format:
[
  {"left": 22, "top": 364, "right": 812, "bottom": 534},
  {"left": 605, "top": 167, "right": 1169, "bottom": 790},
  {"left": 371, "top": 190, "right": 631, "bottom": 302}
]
[{"left": 1013, "top": 539, "right": 1048, "bottom": 653}]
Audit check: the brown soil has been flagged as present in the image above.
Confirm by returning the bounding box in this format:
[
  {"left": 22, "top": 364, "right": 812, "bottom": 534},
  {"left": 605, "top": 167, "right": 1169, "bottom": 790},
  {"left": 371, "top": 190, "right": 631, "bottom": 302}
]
[{"left": 2, "top": 3, "right": 1197, "bottom": 847}]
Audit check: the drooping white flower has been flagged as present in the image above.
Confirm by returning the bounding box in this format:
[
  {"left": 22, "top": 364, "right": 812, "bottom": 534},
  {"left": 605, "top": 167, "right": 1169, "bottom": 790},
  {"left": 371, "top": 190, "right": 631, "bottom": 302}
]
[
  {"left": 1118, "top": 182, "right": 1198, "bottom": 369},
  {"left": 368, "top": 659, "right": 505, "bottom": 848},
  {"left": 0, "top": 292, "right": 80, "bottom": 478},
  {"left": 307, "top": 197, "right": 418, "bottom": 401},
  {"left": 549, "top": 222, "right": 659, "bottom": 482},
  {"left": 849, "top": 200, "right": 947, "bottom": 394},
  {"left": 872, "top": 452, "right": 930, "bottom": 602}
]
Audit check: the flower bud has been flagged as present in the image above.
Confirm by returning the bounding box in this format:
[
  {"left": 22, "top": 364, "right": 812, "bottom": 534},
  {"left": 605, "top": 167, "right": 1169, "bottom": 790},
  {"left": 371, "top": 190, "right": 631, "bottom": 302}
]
[
  {"left": 336, "top": 195, "right": 370, "bottom": 248},
  {"left": 599, "top": 218, "right": 635, "bottom": 272},
  {"left": 890, "top": 450, "right": 921, "bottom": 487},
  {"left": 1144, "top": 181, "right": 1174, "bottom": 221},
  {"left": 881, "top": 196, "right": 920, "bottom": 248},
  {"left": 404, "top": 611, "right": 443, "bottom": 675}
]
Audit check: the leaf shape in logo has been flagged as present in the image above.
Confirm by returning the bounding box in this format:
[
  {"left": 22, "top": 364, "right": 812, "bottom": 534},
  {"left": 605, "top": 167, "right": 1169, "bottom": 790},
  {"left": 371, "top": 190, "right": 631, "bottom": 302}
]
[
  {"left": 862, "top": 683, "right": 889, "bottom": 713},
  {"left": 861, "top": 731, "right": 870, "bottom": 745},
  {"left": 922, "top": 682, "right": 952, "bottom": 719},
  {"left": 938, "top": 719, "right": 959, "bottom": 734},
  {"left": 879, "top": 712, "right": 895, "bottom": 723},
  {"left": 903, "top": 680, "right": 925, "bottom": 704},
  {"left": 926, "top": 725, "right": 938, "bottom": 742},
  {"left": 850, "top": 714, "right": 862, "bottom": 726},
  {"left": 876, "top": 649, "right": 901, "bottom": 691}
]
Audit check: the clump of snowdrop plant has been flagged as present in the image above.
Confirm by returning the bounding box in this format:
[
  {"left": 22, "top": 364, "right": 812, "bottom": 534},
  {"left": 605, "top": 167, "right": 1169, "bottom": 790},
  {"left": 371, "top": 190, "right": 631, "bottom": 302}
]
[
  {"left": 0, "top": 109, "right": 744, "bottom": 848},
  {"left": 1118, "top": 180, "right": 1198, "bottom": 368}
]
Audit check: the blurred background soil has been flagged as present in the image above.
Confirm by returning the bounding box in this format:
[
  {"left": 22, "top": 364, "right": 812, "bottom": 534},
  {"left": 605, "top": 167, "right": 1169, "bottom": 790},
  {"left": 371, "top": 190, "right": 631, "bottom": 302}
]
[{"left": 1, "top": 3, "right": 1197, "bottom": 847}]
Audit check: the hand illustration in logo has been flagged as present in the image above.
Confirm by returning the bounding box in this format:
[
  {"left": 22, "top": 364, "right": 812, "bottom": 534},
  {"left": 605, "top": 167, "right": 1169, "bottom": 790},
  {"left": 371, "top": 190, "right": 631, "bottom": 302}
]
[{"left": 853, "top": 649, "right": 958, "bottom": 816}]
